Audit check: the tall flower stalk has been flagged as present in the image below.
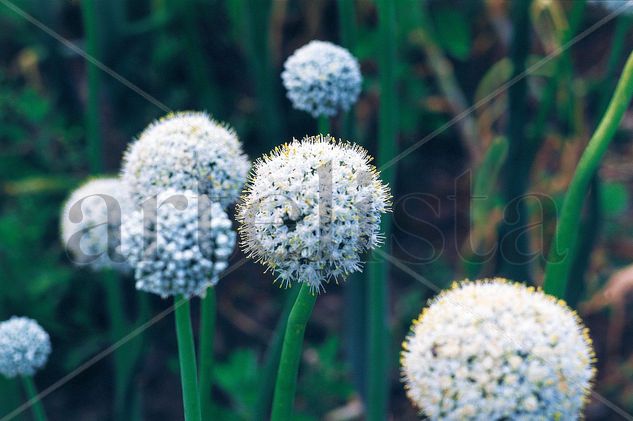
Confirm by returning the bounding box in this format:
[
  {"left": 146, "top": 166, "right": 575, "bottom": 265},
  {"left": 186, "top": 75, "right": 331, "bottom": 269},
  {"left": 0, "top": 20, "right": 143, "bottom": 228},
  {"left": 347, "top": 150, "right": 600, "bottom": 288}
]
[
  {"left": 198, "top": 287, "right": 216, "bottom": 418},
  {"left": 121, "top": 190, "right": 236, "bottom": 420},
  {"left": 497, "top": 0, "right": 532, "bottom": 281},
  {"left": 175, "top": 298, "right": 202, "bottom": 421},
  {"left": 270, "top": 284, "right": 316, "bottom": 420},
  {"left": 121, "top": 113, "right": 246, "bottom": 420},
  {"left": 257, "top": 39, "right": 364, "bottom": 418},
  {"left": 238, "top": 137, "right": 390, "bottom": 420},
  {"left": 368, "top": 0, "right": 398, "bottom": 419},
  {"left": 337, "top": 0, "right": 367, "bottom": 399},
  {"left": 544, "top": 51, "right": 633, "bottom": 298},
  {"left": 21, "top": 376, "right": 47, "bottom": 421},
  {"left": 60, "top": 177, "right": 133, "bottom": 419}
]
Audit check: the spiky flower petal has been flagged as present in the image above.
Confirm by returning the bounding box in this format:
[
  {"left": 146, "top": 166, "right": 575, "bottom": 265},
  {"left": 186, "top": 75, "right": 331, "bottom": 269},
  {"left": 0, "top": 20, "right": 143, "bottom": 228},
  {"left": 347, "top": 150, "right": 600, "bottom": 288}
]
[
  {"left": 121, "top": 190, "right": 235, "bottom": 298},
  {"left": 282, "top": 41, "right": 362, "bottom": 117},
  {"left": 0, "top": 317, "right": 51, "bottom": 378},
  {"left": 121, "top": 111, "right": 250, "bottom": 208},
  {"left": 60, "top": 177, "right": 133, "bottom": 271},
  {"left": 401, "top": 279, "right": 595, "bottom": 421},
  {"left": 237, "top": 135, "right": 390, "bottom": 292}
]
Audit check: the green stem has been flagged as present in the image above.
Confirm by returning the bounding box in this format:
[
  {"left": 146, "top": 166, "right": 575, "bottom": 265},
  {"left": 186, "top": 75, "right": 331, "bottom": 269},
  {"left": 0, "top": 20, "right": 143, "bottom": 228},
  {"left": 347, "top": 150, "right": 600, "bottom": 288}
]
[
  {"left": 543, "top": 51, "right": 633, "bottom": 298},
  {"left": 337, "top": 0, "right": 367, "bottom": 400},
  {"left": 318, "top": 116, "right": 330, "bottom": 135},
  {"left": 174, "top": 297, "right": 202, "bottom": 421},
  {"left": 198, "top": 288, "right": 216, "bottom": 420},
  {"left": 21, "top": 376, "right": 47, "bottom": 421},
  {"left": 368, "top": 0, "right": 398, "bottom": 419},
  {"left": 80, "top": 0, "right": 103, "bottom": 174},
  {"left": 175, "top": 0, "right": 219, "bottom": 114},
  {"left": 270, "top": 284, "right": 317, "bottom": 421},
  {"left": 239, "top": 0, "right": 283, "bottom": 148},
  {"left": 496, "top": 0, "right": 532, "bottom": 281},
  {"left": 566, "top": 176, "right": 600, "bottom": 308},
  {"left": 103, "top": 271, "right": 128, "bottom": 420},
  {"left": 254, "top": 287, "right": 300, "bottom": 421},
  {"left": 598, "top": 15, "right": 633, "bottom": 116}
]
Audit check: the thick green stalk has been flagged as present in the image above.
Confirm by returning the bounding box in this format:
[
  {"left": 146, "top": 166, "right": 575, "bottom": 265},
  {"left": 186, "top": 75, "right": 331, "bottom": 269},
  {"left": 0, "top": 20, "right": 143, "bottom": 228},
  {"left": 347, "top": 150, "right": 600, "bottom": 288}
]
[
  {"left": 198, "top": 288, "right": 216, "bottom": 420},
  {"left": 103, "top": 271, "right": 128, "bottom": 419},
  {"left": 598, "top": 15, "right": 633, "bottom": 115},
  {"left": 239, "top": 0, "right": 283, "bottom": 148},
  {"left": 464, "top": 137, "right": 509, "bottom": 278},
  {"left": 80, "top": 0, "right": 103, "bottom": 174},
  {"left": 368, "top": 0, "right": 398, "bottom": 419},
  {"left": 174, "top": 0, "right": 219, "bottom": 114},
  {"left": 544, "top": 51, "right": 633, "bottom": 298},
  {"left": 254, "top": 287, "right": 300, "bottom": 421},
  {"left": 496, "top": 0, "right": 532, "bottom": 281},
  {"left": 318, "top": 116, "right": 330, "bottom": 135},
  {"left": 270, "top": 284, "right": 317, "bottom": 421},
  {"left": 338, "top": 0, "right": 367, "bottom": 400},
  {"left": 21, "top": 376, "right": 47, "bottom": 421},
  {"left": 566, "top": 8, "right": 628, "bottom": 306},
  {"left": 174, "top": 297, "right": 202, "bottom": 421}
]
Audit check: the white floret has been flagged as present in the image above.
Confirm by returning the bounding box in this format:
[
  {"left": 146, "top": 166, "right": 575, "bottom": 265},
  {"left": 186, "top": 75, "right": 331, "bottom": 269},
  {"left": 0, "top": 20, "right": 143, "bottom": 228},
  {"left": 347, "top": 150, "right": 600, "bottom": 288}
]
[
  {"left": 121, "top": 189, "right": 236, "bottom": 298},
  {"left": 60, "top": 177, "right": 133, "bottom": 271},
  {"left": 238, "top": 135, "right": 390, "bottom": 292},
  {"left": 121, "top": 111, "right": 250, "bottom": 208},
  {"left": 401, "top": 279, "right": 595, "bottom": 421},
  {"left": 282, "top": 41, "right": 362, "bottom": 117},
  {"left": 0, "top": 317, "right": 51, "bottom": 378}
]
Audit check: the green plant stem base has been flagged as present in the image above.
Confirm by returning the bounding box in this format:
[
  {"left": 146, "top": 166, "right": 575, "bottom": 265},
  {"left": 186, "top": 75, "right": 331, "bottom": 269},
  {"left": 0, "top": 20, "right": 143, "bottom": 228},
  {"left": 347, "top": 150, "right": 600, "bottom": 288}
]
[
  {"left": 270, "top": 283, "right": 317, "bottom": 421},
  {"left": 198, "top": 288, "right": 216, "bottom": 420},
  {"left": 21, "top": 376, "right": 47, "bottom": 421},
  {"left": 544, "top": 51, "right": 633, "bottom": 298}
]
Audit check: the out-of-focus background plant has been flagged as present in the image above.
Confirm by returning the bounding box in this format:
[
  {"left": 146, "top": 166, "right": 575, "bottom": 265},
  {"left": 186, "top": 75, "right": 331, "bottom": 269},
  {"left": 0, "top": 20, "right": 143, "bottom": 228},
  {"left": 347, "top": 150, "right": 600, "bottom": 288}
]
[{"left": 2, "top": 0, "right": 633, "bottom": 419}]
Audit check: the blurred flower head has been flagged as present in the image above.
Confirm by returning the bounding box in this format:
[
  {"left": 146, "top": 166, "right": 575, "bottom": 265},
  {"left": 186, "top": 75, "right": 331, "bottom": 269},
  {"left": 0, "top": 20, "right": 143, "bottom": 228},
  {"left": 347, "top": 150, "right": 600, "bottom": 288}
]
[
  {"left": 282, "top": 40, "right": 362, "bottom": 118},
  {"left": 0, "top": 317, "right": 51, "bottom": 378},
  {"left": 121, "top": 111, "right": 250, "bottom": 208},
  {"left": 61, "top": 177, "right": 133, "bottom": 271},
  {"left": 401, "top": 279, "right": 595, "bottom": 420},
  {"left": 237, "top": 135, "right": 390, "bottom": 292},
  {"left": 121, "top": 189, "right": 235, "bottom": 298}
]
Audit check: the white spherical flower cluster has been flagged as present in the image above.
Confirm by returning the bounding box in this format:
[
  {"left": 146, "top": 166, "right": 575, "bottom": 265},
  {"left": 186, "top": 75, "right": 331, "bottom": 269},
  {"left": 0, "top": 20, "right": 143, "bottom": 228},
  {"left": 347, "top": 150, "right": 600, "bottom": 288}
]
[
  {"left": 0, "top": 317, "right": 51, "bottom": 378},
  {"left": 588, "top": 0, "right": 633, "bottom": 13},
  {"left": 121, "top": 111, "right": 250, "bottom": 208},
  {"left": 401, "top": 279, "right": 595, "bottom": 421},
  {"left": 121, "top": 190, "right": 236, "bottom": 298},
  {"left": 61, "top": 177, "right": 133, "bottom": 271},
  {"left": 238, "top": 135, "right": 390, "bottom": 292},
  {"left": 282, "top": 41, "right": 362, "bottom": 118}
]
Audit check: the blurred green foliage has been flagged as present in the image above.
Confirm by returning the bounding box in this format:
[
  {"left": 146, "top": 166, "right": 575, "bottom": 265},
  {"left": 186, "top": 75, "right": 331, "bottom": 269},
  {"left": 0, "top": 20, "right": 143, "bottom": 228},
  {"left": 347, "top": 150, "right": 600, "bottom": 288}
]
[{"left": 1, "top": 0, "right": 633, "bottom": 419}]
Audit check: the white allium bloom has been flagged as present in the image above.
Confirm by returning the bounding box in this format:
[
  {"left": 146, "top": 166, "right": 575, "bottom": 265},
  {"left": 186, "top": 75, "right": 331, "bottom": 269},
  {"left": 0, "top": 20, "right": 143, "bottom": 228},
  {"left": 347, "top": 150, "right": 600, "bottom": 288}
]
[
  {"left": 121, "top": 111, "right": 250, "bottom": 208},
  {"left": 588, "top": 0, "right": 633, "bottom": 13},
  {"left": 401, "top": 279, "right": 595, "bottom": 421},
  {"left": 61, "top": 177, "right": 133, "bottom": 271},
  {"left": 0, "top": 317, "right": 51, "bottom": 378},
  {"left": 121, "top": 189, "right": 236, "bottom": 298},
  {"left": 237, "top": 135, "right": 390, "bottom": 292},
  {"left": 282, "top": 41, "right": 362, "bottom": 118}
]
